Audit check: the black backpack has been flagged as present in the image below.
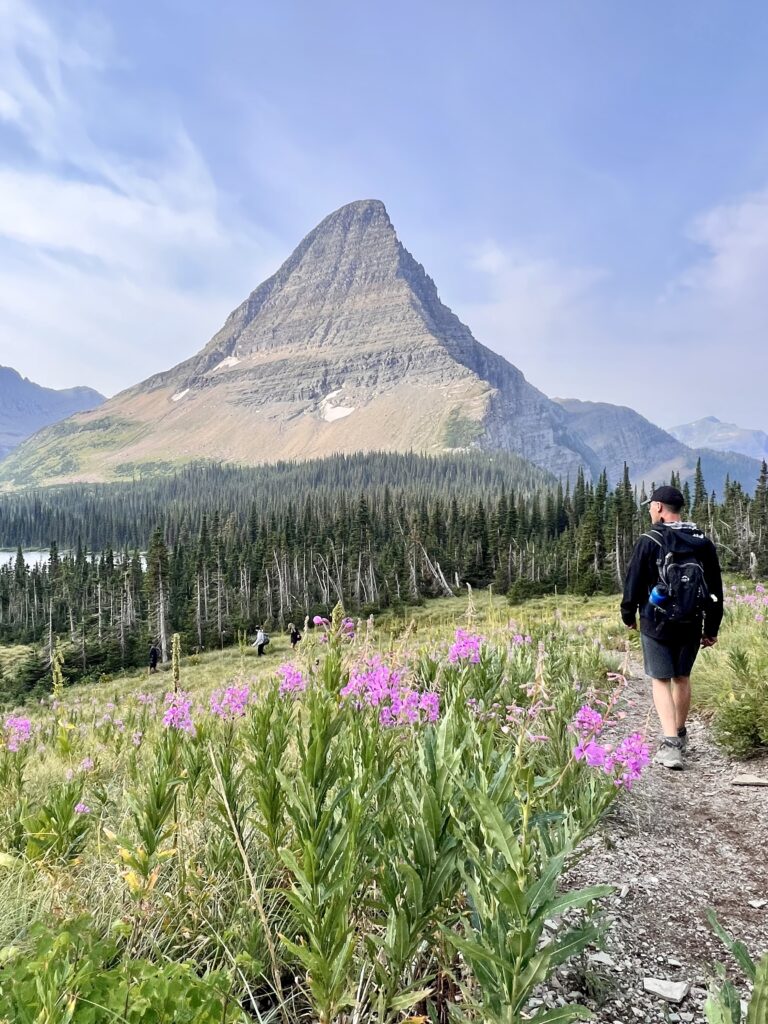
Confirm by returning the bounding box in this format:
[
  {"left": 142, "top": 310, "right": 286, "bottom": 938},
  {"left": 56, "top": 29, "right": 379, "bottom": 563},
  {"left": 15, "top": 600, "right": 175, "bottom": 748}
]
[{"left": 645, "top": 527, "right": 710, "bottom": 625}]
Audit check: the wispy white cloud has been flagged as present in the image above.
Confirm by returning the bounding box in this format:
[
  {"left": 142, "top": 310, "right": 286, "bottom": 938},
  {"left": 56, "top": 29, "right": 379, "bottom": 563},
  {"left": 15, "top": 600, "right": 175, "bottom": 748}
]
[
  {"left": 0, "top": 0, "right": 279, "bottom": 396},
  {"left": 461, "top": 187, "right": 768, "bottom": 430}
]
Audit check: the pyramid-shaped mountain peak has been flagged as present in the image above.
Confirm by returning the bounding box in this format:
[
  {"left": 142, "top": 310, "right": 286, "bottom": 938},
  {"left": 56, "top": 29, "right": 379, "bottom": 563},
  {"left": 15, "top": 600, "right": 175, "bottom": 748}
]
[{"left": 1, "top": 200, "right": 603, "bottom": 485}]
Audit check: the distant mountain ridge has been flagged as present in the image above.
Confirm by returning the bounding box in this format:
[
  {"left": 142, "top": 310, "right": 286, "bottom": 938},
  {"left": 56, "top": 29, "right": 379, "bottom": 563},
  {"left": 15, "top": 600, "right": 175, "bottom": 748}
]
[
  {"left": 0, "top": 200, "right": 759, "bottom": 493},
  {"left": 0, "top": 367, "right": 104, "bottom": 461},
  {"left": 554, "top": 399, "right": 761, "bottom": 492},
  {"left": 669, "top": 416, "right": 768, "bottom": 462}
]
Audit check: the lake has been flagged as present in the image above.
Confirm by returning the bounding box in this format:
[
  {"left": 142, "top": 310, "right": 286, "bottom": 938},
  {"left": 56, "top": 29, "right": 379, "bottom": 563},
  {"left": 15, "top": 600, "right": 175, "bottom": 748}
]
[{"left": 0, "top": 549, "right": 51, "bottom": 568}]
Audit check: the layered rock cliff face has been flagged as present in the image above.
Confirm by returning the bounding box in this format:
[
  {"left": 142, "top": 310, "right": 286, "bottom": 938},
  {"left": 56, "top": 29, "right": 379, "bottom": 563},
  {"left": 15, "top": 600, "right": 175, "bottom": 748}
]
[
  {"left": 0, "top": 367, "right": 104, "bottom": 462},
  {"left": 1, "top": 201, "right": 598, "bottom": 485}
]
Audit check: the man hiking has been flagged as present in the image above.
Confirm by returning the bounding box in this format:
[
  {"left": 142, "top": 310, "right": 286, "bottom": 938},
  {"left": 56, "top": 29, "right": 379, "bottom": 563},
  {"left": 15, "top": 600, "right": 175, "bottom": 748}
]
[
  {"left": 621, "top": 484, "right": 723, "bottom": 770},
  {"left": 252, "top": 626, "right": 268, "bottom": 657}
]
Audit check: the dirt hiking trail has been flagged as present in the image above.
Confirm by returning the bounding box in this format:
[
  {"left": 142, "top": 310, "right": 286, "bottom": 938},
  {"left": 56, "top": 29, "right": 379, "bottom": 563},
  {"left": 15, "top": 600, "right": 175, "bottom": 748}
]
[{"left": 539, "top": 658, "right": 768, "bottom": 1023}]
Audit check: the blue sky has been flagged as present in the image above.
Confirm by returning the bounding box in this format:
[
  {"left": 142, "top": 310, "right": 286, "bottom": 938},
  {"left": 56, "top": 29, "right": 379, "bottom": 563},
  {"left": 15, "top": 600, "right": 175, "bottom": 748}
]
[{"left": 1, "top": 0, "right": 767, "bottom": 428}]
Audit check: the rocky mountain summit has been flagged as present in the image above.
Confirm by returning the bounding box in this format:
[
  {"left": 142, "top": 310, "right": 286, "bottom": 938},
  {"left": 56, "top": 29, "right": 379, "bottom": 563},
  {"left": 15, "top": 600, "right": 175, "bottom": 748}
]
[
  {"left": 0, "top": 367, "right": 104, "bottom": 462},
  {"left": 0, "top": 200, "right": 760, "bottom": 491},
  {"left": 0, "top": 200, "right": 598, "bottom": 485},
  {"left": 669, "top": 415, "right": 768, "bottom": 462}
]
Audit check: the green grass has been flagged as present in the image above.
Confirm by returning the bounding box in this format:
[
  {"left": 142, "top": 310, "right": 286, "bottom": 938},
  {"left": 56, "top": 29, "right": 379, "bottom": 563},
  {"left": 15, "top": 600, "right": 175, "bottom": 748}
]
[{"left": 0, "top": 644, "right": 31, "bottom": 677}]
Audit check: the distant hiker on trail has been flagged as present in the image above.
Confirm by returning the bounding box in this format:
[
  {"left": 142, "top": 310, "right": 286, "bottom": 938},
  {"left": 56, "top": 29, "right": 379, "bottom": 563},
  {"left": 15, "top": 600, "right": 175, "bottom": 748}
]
[
  {"left": 289, "top": 622, "right": 302, "bottom": 650},
  {"left": 621, "top": 485, "right": 723, "bottom": 770},
  {"left": 149, "top": 643, "right": 159, "bottom": 674},
  {"left": 253, "top": 627, "right": 268, "bottom": 657}
]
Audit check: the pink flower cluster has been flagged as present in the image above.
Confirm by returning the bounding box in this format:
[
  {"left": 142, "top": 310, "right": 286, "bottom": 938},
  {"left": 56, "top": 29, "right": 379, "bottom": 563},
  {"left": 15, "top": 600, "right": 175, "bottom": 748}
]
[
  {"left": 210, "top": 683, "right": 251, "bottom": 719},
  {"left": 162, "top": 691, "right": 195, "bottom": 735},
  {"left": 448, "top": 629, "right": 484, "bottom": 664},
  {"left": 511, "top": 633, "right": 533, "bottom": 646},
  {"left": 341, "top": 657, "right": 439, "bottom": 727},
  {"left": 570, "top": 704, "right": 649, "bottom": 790},
  {"left": 725, "top": 583, "right": 768, "bottom": 622},
  {"left": 3, "top": 715, "right": 31, "bottom": 753},
  {"left": 277, "top": 664, "right": 306, "bottom": 695}
]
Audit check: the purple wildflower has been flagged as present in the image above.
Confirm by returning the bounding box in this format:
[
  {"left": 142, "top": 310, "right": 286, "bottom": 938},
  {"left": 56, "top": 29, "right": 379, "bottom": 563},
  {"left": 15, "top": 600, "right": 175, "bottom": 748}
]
[
  {"left": 210, "top": 683, "right": 251, "bottom": 719},
  {"left": 4, "top": 715, "right": 31, "bottom": 753},
  {"left": 277, "top": 664, "right": 306, "bottom": 695},
  {"left": 79, "top": 757, "right": 94, "bottom": 773},
  {"left": 74, "top": 802, "right": 90, "bottom": 815},
  {"left": 606, "top": 733, "right": 651, "bottom": 789},
  {"left": 571, "top": 705, "right": 604, "bottom": 736},
  {"left": 162, "top": 691, "right": 195, "bottom": 735},
  {"left": 342, "top": 656, "right": 439, "bottom": 727},
  {"left": 448, "top": 629, "right": 483, "bottom": 664}
]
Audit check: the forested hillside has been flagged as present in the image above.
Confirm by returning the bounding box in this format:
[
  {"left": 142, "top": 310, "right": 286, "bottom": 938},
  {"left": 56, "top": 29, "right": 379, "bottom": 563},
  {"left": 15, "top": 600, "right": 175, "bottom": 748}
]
[{"left": 1, "top": 452, "right": 766, "bottom": 700}]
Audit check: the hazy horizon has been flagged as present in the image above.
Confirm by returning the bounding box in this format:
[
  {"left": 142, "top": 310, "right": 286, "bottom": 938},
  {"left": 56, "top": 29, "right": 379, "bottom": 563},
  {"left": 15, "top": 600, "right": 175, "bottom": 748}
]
[{"left": 2, "top": 1, "right": 768, "bottom": 428}]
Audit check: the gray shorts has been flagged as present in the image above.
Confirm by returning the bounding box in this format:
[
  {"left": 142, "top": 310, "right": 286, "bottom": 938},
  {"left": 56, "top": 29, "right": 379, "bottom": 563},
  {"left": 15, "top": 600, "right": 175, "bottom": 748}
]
[{"left": 641, "top": 632, "right": 700, "bottom": 680}]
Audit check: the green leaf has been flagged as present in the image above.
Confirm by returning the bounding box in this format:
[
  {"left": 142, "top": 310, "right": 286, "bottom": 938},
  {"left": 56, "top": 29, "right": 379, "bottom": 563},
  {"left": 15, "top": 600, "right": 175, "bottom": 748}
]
[
  {"left": 468, "top": 790, "right": 523, "bottom": 871},
  {"left": 747, "top": 954, "right": 768, "bottom": 1024},
  {"left": 707, "top": 910, "right": 757, "bottom": 983},
  {"left": 544, "top": 884, "right": 614, "bottom": 920},
  {"left": 548, "top": 921, "right": 602, "bottom": 967},
  {"left": 705, "top": 991, "right": 737, "bottom": 1024},
  {"left": 528, "top": 1006, "right": 594, "bottom": 1022}
]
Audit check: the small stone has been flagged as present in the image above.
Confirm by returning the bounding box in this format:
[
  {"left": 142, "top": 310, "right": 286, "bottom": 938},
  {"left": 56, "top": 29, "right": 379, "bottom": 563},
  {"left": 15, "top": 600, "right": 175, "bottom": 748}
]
[
  {"left": 590, "top": 951, "right": 617, "bottom": 967},
  {"left": 732, "top": 774, "right": 768, "bottom": 787},
  {"left": 748, "top": 898, "right": 768, "bottom": 909},
  {"left": 680, "top": 1014, "right": 694, "bottom": 1022},
  {"left": 643, "top": 978, "right": 691, "bottom": 1003},
  {"left": 668, "top": 956, "right": 684, "bottom": 967}
]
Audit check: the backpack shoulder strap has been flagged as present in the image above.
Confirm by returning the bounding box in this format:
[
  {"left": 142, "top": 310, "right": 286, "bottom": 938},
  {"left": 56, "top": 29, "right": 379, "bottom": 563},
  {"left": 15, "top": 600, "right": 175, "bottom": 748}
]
[{"left": 642, "top": 528, "right": 666, "bottom": 549}]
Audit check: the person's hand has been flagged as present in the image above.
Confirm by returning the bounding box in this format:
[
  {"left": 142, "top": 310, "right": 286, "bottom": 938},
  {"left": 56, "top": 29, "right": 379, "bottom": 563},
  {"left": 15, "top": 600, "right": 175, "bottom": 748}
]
[
  {"left": 701, "top": 636, "right": 718, "bottom": 648},
  {"left": 626, "top": 622, "right": 637, "bottom": 630}
]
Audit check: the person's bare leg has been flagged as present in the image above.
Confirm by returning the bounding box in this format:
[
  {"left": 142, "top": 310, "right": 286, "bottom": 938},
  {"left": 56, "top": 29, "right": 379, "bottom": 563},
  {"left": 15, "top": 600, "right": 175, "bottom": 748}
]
[
  {"left": 671, "top": 675, "right": 691, "bottom": 732},
  {"left": 652, "top": 678, "right": 678, "bottom": 737}
]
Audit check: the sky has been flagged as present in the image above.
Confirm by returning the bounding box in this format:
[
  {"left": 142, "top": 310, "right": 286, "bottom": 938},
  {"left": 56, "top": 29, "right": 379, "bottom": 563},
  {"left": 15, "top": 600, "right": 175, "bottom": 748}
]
[{"left": 1, "top": 0, "right": 767, "bottom": 430}]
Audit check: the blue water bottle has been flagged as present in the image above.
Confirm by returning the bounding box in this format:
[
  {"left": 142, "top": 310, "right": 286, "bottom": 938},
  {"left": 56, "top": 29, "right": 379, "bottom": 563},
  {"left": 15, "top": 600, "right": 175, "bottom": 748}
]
[{"left": 649, "top": 583, "right": 669, "bottom": 608}]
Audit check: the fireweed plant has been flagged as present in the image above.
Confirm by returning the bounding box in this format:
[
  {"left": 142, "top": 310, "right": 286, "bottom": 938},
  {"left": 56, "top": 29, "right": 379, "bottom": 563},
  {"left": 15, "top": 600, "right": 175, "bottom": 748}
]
[{"left": 0, "top": 607, "right": 650, "bottom": 1023}]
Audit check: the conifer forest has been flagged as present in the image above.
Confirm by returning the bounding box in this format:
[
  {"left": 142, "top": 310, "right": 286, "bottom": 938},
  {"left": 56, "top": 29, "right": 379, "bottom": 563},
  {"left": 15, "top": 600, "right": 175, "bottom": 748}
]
[{"left": 1, "top": 451, "right": 767, "bottom": 700}]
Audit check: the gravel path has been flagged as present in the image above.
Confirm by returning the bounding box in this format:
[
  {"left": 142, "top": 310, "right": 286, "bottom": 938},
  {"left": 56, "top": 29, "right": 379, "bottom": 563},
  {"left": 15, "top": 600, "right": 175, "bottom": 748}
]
[{"left": 540, "top": 659, "right": 768, "bottom": 1023}]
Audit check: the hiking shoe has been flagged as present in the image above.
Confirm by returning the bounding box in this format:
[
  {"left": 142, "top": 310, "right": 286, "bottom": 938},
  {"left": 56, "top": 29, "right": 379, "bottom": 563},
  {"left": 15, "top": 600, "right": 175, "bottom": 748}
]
[
  {"left": 654, "top": 739, "right": 683, "bottom": 770},
  {"left": 677, "top": 727, "right": 689, "bottom": 753}
]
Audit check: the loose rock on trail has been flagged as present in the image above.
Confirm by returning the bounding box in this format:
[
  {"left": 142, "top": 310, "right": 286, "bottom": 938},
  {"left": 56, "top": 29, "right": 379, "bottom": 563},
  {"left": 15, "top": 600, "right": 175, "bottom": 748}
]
[{"left": 540, "top": 658, "right": 768, "bottom": 1023}]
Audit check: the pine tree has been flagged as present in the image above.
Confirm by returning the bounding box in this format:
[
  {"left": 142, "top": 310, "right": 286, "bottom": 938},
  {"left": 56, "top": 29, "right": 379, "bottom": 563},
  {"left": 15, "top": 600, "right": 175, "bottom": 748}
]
[{"left": 146, "top": 527, "right": 170, "bottom": 663}]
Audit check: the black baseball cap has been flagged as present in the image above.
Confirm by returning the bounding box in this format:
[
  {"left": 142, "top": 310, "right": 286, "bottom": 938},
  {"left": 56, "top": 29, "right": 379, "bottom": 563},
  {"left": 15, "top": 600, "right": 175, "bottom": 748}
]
[{"left": 642, "top": 485, "right": 685, "bottom": 509}]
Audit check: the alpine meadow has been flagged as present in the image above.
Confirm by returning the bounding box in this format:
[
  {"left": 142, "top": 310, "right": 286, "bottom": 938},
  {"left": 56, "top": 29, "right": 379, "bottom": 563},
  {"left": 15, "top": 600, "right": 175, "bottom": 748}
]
[{"left": 2, "top": 4, "right": 768, "bottom": 1022}]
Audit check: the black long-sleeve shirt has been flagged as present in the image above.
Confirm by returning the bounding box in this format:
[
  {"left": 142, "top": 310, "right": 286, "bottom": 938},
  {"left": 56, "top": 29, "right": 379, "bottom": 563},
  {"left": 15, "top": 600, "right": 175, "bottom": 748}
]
[{"left": 620, "top": 523, "right": 724, "bottom": 639}]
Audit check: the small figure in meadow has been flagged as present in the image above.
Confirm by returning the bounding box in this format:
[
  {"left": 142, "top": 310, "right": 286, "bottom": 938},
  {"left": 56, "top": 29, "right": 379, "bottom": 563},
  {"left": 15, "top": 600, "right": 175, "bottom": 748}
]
[
  {"left": 253, "top": 626, "right": 268, "bottom": 656},
  {"left": 289, "top": 622, "right": 302, "bottom": 649},
  {"left": 148, "top": 643, "right": 159, "bottom": 674},
  {"left": 621, "top": 485, "right": 723, "bottom": 770}
]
